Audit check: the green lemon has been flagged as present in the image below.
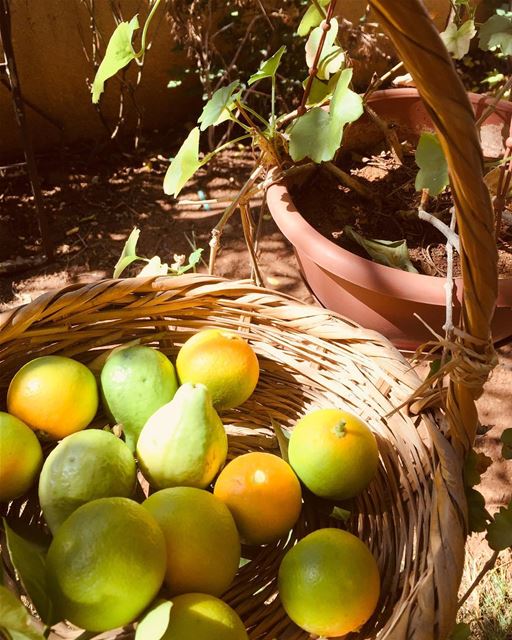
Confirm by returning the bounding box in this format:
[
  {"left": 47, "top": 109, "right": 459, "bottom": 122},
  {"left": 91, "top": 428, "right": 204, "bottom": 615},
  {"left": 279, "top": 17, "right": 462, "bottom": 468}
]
[
  {"left": 0, "top": 411, "right": 43, "bottom": 502},
  {"left": 38, "top": 429, "right": 136, "bottom": 533},
  {"left": 100, "top": 345, "right": 178, "bottom": 451},
  {"left": 46, "top": 497, "right": 166, "bottom": 632}
]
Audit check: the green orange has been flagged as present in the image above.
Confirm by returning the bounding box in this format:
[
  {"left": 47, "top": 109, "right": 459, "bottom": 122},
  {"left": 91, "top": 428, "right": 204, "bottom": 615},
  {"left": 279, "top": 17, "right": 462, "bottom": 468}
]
[
  {"left": 159, "top": 594, "right": 248, "bottom": 640},
  {"left": 288, "top": 408, "right": 379, "bottom": 500},
  {"left": 143, "top": 487, "right": 240, "bottom": 596},
  {"left": 278, "top": 528, "right": 380, "bottom": 636},
  {"left": 176, "top": 329, "right": 259, "bottom": 410},
  {"left": 46, "top": 497, "right": 166, "bottom": 632},
  {"left": 7, "top": 355, "right": 98, "bottom": 439},
  {"left": 214, "top": 452, "right": 302, "bottom": 545},
  {"left": 0, "top": 411, "right": 43, "bottom": 502}
]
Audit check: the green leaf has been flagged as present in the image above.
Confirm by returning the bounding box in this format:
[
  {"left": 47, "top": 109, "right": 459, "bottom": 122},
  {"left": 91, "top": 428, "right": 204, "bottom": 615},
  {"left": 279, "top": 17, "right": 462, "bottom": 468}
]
[
  {"left": 305, "top": 18, "right": 345, "bottom": 80},
  {"left": 176, "top": 248, "right": 204, "bottom": 275},
  {"left": 138, "top": 256, "right": 169, "bottom": 277},
  {"left": 486, "top": 501, "right": 512, "bottom": 550},
  {"left": 297, "top": 0, "right": 329, "bottom": 37},
  {"left": 501, "top": 428, "right": 512, "bottom": 460},
  {"left": 270, "top": 418, "right": 290, "bottom": 463},
  {"left": 331, "top": 506, "right": 351, "bottom": 522},
  {"left": 92, "top": 15, "right": 139, "bottom": 104},
  {"left": 289, "top": 68, "right": 363, "bottom": 163},
  {"left": 479, "top": 14, "right": 512, "bottom": 55},
  {"left": 449, "top": 622, "right": 471, "bottom": 640},
  {"left": 0, "top": 586, "right": 45, "bottom": 640},
  {"left": 198, "top": 81, "right": 240, "bottom": 131},
  {"left": 163, "top": 127, "right": 201, "bottom": 198},
  {"left": 463, "top": 449, "right": 493, "bottom": 487},
  {"left": 415, "top": 132, "right": 449, "bottom": 196},
  {"left": 440, "top": 20, "right": 476, "bottom": 59},
  {"left": 135, "top": 599, "right": 173, "bottom": 640},
  {"left": 3, "top": 520, "right": 55, "bottom": 625},
  {"left": 466, "top": 488, "right": 491, "bottom": 533},
  {"left": 113, "top": 227, "right": 141, "bottom": 278},
  {"left": 303, "top": 71, "right": 340, "bottom": 107},
  {"left": 344, "top": 226, "right": 419, "bottom": 273},
  {"left": 248, "top": 46, "right": 287, "bottom": 86}
]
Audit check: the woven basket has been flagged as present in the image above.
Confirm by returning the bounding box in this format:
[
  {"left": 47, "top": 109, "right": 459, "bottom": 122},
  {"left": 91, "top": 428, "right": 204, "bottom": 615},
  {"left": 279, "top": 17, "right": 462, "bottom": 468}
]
[{"left": 0, "top": 1, "right": 499, "bottom": 638}]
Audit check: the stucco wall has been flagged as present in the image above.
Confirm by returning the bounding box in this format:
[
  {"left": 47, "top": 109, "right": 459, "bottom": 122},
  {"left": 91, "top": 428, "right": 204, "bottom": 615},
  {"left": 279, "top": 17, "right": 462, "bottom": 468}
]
[{"left": 0, "top": 0, "right": 201, "bottom": 160}]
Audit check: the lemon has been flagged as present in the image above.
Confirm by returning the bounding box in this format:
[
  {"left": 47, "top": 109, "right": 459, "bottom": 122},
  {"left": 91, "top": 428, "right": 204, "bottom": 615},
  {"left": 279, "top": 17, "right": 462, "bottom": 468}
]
[
  {"left": 46, "top": 497, "right": 166, "bottom": 631},
  {"left": 0, "top": 411, "right": 43, "bottom": 502},
  {"left": 38, "top": 429, "right": 136, "bottom": 533}
]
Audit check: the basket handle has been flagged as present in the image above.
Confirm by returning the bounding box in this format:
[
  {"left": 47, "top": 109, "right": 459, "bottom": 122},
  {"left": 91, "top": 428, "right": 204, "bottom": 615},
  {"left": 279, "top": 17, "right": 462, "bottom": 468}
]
[{"left": 368, "top": 0, "right": 498, "bottom": 451}]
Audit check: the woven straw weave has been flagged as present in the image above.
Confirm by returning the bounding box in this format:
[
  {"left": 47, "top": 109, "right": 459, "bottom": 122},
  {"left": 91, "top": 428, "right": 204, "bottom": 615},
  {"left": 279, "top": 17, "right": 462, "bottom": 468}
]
[{"left": 0, "top": 0, "right": 498, "bottom": 638}]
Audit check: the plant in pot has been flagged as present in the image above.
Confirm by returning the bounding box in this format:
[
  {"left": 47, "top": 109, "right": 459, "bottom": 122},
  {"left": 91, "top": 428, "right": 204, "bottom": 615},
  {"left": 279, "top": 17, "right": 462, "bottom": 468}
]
[{"left": 92, "top": 0, "right": 512, "bottom": 351}]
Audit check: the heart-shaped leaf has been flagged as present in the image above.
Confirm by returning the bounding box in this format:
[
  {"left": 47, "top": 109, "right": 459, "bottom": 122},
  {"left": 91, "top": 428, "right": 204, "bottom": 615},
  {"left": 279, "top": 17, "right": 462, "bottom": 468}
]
[
  {"left": 135, "top": 600, "right": 173, "bottom": 640},
  {"left": 466, "top": 487, "right": 491, "bottom": 533},
  {"left": 289, "top": 68, "right": 362, "bottom": 163},
  {"left": 92, "top": 15, "right": 139, "bottom": 103},
  {"left": 248, "top": 46, "right": 286, "bottom": 86},
  {"left": 440, "top": 19, "right": 476, "bottom": 59},
  {"left": 0, "top": 586, "right": 45, "bottom": 640},
  {"left": 415, "top": 132, "right": 449, "bottom": 196},
  {"left": 305, "top": 19, "right": 344, "bottom": 80},
  {"left": 343, "top": 226, "right": 419, "bottom": 273},
  {"left": 486, "top": 501, "right": 512, "bottom": 550},
  {"left": 297, "top": 0, "right": 330, "bottom": 37},
  {"left": 463, "top": 449, "right": 493, "bottom": 487},
  {"left": 479, "top": 14, "right": 512, "bottom": 55},
  {"left": 303, "top": 71, "right": 341, "bottom": 107},
  {"left": 198, "top": 81, "right": 240, "bottom": 131},
  {"left": 113, "top": 227, "right": 141, "bottom": 278},
  {"left": 163, "top": 127, "right": 201, "bottom": 198},
  {"left": 3, "top": 520, "right": 55, "bottom": 625},
  {"left": 501, "top": 428, "right": 512, "bottom": 460}
]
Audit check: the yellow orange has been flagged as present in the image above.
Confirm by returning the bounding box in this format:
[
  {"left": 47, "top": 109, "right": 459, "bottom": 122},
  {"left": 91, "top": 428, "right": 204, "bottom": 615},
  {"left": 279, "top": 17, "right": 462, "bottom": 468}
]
[
  {"left": 176, "top": 329, "right": 259, "bottom": 410},
  {"left": 7, "top": 355, "right": 98, "bottom": 439},
  {"left": 214, "top": 452, "right": 302, "bottom": 545}
]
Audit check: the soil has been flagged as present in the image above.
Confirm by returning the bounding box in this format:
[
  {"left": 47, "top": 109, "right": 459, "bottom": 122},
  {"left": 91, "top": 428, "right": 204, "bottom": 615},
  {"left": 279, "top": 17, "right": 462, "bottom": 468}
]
[
  {"left": 291, "top": 149, "right": 512, "bottom": 278},
  {"left": 0, "top": 139, "right": 510, "bottom": 524}
]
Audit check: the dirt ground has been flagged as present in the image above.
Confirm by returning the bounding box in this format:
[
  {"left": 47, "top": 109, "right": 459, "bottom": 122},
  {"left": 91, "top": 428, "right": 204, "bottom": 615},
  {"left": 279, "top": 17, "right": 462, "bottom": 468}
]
[{"left": 1, "top": 140, "right": 510, "bottom": 529}]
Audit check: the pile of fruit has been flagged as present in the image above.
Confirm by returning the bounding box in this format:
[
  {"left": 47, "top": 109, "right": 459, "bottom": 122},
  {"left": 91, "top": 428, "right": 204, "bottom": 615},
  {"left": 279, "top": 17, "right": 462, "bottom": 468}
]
[{"left": 1, "top": 329, "right": 382, "bottom": 639}]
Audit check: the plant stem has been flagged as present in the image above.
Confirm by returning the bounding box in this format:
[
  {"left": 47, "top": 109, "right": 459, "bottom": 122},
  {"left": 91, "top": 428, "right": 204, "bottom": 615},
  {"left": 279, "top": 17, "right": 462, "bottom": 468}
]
[
  {"left": 458, "top": 550, "right": 500, "bottom": 609},
  {"left": 208, "top": 166, "right": 263, "bottom": 274},
  {"left": 364, "top": 104, "right": 403, "bottom": 163},
  {"left": 137, "top": 0, "right": 162, "bottom": 58},
  {"left": 418, "top": 207, "right": 461, "bottom": 252},
  {"left": 271, "top": 76, "right": 276, "bottom": 136},
  {"left": 240, "top": 203, "right": 264, "bottom": 286},
  {"left": 475, "top": 75, "right": 512, "bottom": 128},
  {"left": 237, "top": 102, "right": 271, "bottom": 130},
  {"left": 324, "top": 162, "right": 374, "bottom": 200},
  {"left": 201, "top": 134, "right": 252, "bottom": 165}
]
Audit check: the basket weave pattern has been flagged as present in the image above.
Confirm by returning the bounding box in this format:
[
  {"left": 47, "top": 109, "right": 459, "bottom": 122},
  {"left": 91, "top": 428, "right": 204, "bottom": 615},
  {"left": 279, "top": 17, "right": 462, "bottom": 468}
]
[{"left": 0, "top": 0, "right": 499, "bottom": 638}]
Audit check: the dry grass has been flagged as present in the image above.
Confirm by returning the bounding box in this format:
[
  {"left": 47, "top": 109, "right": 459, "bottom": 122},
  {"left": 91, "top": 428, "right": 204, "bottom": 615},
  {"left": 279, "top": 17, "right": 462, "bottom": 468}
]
[{"left": 458, "top": 545, "right": 512, "bottom": 639}]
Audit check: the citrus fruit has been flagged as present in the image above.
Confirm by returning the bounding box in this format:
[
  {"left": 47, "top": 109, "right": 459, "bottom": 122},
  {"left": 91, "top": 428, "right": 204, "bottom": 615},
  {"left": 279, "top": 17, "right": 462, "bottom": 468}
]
[
  {"left": 0, "top": 411, "right": 43, "bottom": 502},
  {"left": 46, "top": 497, "right": 166, "bottom": 632},
  {"left": 278, "top": 528, "right": 380, "bottom": 636},
  {"left": 213, "top": 452, "right": 302, "bottom": 545},
  {"left": 38, "top": 429, "right": 136, "bottom": 533},
  {"left": 7, "top": 355, "right": 98, "bottom": 439},
  {"left": 159, "top": 594, "right": 248, "bottom": 640},
  {"left": 137, "top": 383, "right": 227, "bottom": 490},
  {"left": 143, "top": 487, "right": 240, "bottom": 596},
  {"left": 288, "top": 408, "right": 379, "bottom": 500},
  {"left": 176, "top": 329, "right": 259, "bottom": 410},
  {"left": 100, "top": 345, "right": 178, "bottom": 451}
]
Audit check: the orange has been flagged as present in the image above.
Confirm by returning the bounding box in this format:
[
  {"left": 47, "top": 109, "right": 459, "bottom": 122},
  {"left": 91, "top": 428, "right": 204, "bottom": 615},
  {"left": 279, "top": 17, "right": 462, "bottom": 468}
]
[
  {"left": 278, "top": 528, "right": 380, "bottom": 636},
  {"left": 0, "top": 411, "right": 43, "bottom": 502},
  {"left": 143, "top": 487, "right": 240, "bottom": 596},
  {"left": 176, "top": 329, "right": 259, "bottom": 410},
  {"left": 157, "top": 594, "right": 248, "bottom": 640},
  {"left": 213, "top": 452, "right": 302, "bottom": 545},
  {"left": 7, "top": 355, "right": 98, "bottom": 439},
  {"left": 46, "top": 497, "right": 166, "bottom": 632},
  {"left": 288, "top": 408, "right": 379, "bottom": 500}
]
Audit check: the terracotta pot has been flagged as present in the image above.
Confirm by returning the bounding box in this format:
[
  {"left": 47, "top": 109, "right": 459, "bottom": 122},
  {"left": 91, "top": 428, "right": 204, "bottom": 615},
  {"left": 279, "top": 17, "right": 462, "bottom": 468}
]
[{"left": 267, "top": 89, "right": 512, "bottom": 350}]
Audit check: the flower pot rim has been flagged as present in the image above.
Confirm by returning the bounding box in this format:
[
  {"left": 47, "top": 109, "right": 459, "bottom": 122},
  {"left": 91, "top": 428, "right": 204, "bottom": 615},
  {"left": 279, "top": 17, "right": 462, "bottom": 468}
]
[{"left": 267, "top": 89, "right": 512, "bottom": 307}]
